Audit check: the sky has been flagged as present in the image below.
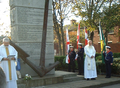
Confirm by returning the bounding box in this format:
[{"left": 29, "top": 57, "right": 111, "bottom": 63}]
[
  {"left": 0, "top": 0, "right": 10, "bottom": 36},
  {"left": 64, "top": 13, "right": 81, "bottom": 25}
]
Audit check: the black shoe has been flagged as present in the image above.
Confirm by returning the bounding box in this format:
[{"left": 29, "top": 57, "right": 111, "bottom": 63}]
[
  {"left": 105, "top": 76, "right": 110, "bottom": 78},
  {"left": 91, "top": 78, "right": 96, "bottom": 80},
  {"left": 86, "top": 78, "right": 89, "bottom": 80},
  {"left": 78, "top": 73, "right": 81, "bottom": 75},
  {"left": 73, "top": 71, "right": 75, "bottom": 72}
]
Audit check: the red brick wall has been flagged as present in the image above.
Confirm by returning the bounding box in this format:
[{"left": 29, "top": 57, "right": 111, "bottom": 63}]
[
  {"left": 94, "top": 43, "right": 120, "bottom": 53},
  {"left": 93, "top": 26, "right": 120, "bottom": 53},
  {"left": 93, "top": 26, "right": 120, "bottom": 44}
]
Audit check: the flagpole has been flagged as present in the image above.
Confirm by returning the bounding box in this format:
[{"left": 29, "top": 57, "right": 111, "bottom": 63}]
[
  {"left": 66, "top": 28, "right": 70, "bottom": 64},
  {"left": 99, "top": 21, "right": 102, "bottom": 40},
  {"left": 99, "top": 21, "right": 106, "bottom": 64},
  {"left": 85, "top": 26, "right": 88, "bottom": 45}
]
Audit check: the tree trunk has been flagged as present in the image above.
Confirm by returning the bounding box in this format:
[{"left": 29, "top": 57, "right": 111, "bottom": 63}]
[
  {"left": 90, "top": 31, "right": 94, "bottom": 42},
  {"left": 56, "top": 32, "right": 62, "bottom": 55},
  {"left": 53, "top": 0, "right": 62, "bottom": 56},
  {"left": 105, "top": 30, "right": 108, "bottom": 45},
  {"left": 61, "top": 19, "right": 65, "bottom": 55}
]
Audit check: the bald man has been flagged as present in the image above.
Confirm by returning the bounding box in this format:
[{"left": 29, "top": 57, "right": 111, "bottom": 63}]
[
  {"left": 84, "top": 40, "right": 97, "bottom": 80},
  {"left": 0, "top": 37, "right": 18, "bottom": 88}
]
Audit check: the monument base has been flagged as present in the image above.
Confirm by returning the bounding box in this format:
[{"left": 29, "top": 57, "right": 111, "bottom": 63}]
[{"left": 17, "top": 71, "right": 83, "bottom": 88}]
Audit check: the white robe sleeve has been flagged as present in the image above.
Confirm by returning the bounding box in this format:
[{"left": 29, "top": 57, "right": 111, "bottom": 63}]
[
  {"left": 92, "top": 46, "right": 96, "bottom": 57},
  {"left": 84, "top": 46, "right": 92, "bottom": 58}
]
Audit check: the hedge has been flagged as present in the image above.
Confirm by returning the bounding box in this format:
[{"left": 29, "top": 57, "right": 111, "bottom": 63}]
[
  {"left": 55, "top": 56, "right": 78, "bottom": 71},
  {"left": 95, "top": 53, "right": 120, "bottom": 58},
  {"left": 55, "top": 53, "right": 120, "bottom": 74},
  {"left": 113, "top": 53, "right": 120, "bottom": 58},
  {"left": 96, "top": 60, "right": 120, "bottom": 74}
]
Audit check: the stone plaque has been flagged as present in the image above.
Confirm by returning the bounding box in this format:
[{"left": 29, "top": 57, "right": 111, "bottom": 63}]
[
  {"left": 10, "top": 7, "right": 53, "bottom": 26},
  {"left": 11, "top": 25, "right": 53, "bottom": 42}
]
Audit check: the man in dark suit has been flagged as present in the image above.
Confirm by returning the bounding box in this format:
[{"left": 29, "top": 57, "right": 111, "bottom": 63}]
[
  {"left": 77, "top": 43, "right": 84, "bottom": 75},
  {"left": 103, "top": 46, "right": 113, "bottom": 78},
  {"left": 68, "top": 46, "right": 76, "bottom": 72}
]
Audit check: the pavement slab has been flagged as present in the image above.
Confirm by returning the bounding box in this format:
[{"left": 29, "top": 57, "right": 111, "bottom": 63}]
[{"left": 32, "top": 75, "right": 120, "bottom": 88}]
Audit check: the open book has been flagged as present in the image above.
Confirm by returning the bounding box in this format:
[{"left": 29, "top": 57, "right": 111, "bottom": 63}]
[{"left": 7, "top": 55, "right": 15, "bottom": 60}]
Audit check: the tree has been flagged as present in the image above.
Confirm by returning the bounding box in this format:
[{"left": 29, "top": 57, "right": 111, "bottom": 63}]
[
  {"left": 72, "top": 0, "right": 116, "bottom": 42},
  {"left": 53, "top": 0, "right": 73, "bottom": 55},
  {"left": 101, "top": 3, "right": 120, "bottom": 44}
]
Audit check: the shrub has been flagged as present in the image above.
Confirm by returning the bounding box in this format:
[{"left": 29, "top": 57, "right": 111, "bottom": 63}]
[
  {"left": 55, "top": 56, "right": 78, "bottom": 71},
  {"left": 96, "top": 56, "right": 102, "bottom": 61},
  {"left": 54, "top": 56, "right": 66, "bottom": 70},
  {"left": 95, "top": 53, "right": 120, "bottom": 61},
  {"left": 113, "top": 53, "right": 120, "bottom": 58},
  {"left": 95, "top": 53, "right": 101, "bottom": 57},
  {"left": 96, "top": 60, "right": 120, "bottom": 75},
  {"left": 96, "top": 62, "right": 106, "bottom": 73},
  {"left": 112, "top": 60, "right": 120, "bottom": 74}
]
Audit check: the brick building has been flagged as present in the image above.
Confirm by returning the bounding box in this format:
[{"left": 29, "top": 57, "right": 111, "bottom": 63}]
[{"left": 94, "top": 26, "right": 120, "bottom": 53}]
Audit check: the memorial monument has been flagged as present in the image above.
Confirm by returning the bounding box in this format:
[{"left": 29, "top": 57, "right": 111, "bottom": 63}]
[{"left": 9, "top": 0, "right": 58, "bottom": 77}]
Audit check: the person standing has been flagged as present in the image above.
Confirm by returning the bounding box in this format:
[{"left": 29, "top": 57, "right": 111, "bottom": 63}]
[
  {"left": 77, "top": 43, "right": 84, "bottom": 75},
  {"left": 84, "top": 40, "right": 97, "bottom": 80},
  {"left": 0, "top": 37, "right": 18, "bottom": 88},
  {"left": 103, "top": 46, "right": 113, "bottom": 78},
  {"left": 16, "top": 58, "right": 21, "bottom": 79},
  {"left": 68, "top": 46, "right": 76, "bottom": 72}
]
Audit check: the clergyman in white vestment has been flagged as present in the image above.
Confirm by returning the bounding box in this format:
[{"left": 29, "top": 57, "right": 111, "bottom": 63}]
[
  {"left": 0, "top": 37, "right": 18, "bottom": 88},
  {"left": 84, "top": 40, "right": 97, "bottom": 80}
]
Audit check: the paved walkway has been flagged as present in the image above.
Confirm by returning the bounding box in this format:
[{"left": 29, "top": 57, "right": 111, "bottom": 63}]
[
  {"left": 101, "top": 84, "right": 120, "bottom": 88},
  {"left": 33, "top": 75, "right": 120, "bottom": 88}
]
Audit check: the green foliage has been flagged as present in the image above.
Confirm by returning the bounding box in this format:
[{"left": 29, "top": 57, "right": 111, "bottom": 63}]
[
  {"left": 112, "top": 60, "right": 120, "bottom": 74},
  {"left": 95, "top": 53, "right": 120, "bottom": 61},
  {"left": 95, "top": 53, "right": 101, "bottom": 57},
  {"left": 96, "top": 60, "right": 120, "bottom": 75},
  {"left": 101, "top": 3, "right": 120, "bottom": 44},
  {"left": 55, "top": 56, "right": 78, "bottom": 70},
  {"left": 55, "top": 52, "right": 120, "bottom": 73},
  {"left": 96, "top": 62, "right": 106, "bottom": 73},
  {"left": 71, "top": 0, "right": 110, "bottom": 30},
  {"left": 113, "top": 53, "right": 120, "bottom": 58},
  {"left": 102, "top": 4, "right": 120, "bottom": 28},
  {"left": 96, "top": 56, "right": 102, "bottom": 61},
  {"left": 55, "top": 56, "right": 67, "bottom": 70}
]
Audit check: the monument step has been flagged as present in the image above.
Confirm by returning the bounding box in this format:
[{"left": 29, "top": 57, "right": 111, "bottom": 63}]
[
  {"left": 63, "top": 75, "right": 84, "bottom": 82},
  {"left": 17, "top": 84, "right": 26, "bottom": 88},
  {"left": 62, "top": 73, "right": 77, "bottom": 78},
  {"left": 17, "top": 71, "right": 81, "bottom": 87},
  {"left": 55, "top": 71, "right": 77, "bottom": 78},
  {"left": 17, "top": 76, "right": 63, "bottom": 87}
]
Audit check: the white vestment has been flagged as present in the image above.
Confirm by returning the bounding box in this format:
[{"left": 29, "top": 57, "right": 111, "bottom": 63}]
[
  {"left": 0, "top": 44, "right": 18, "bottom": 88},
  {"left": 84, "top": 45, "right": 97, "bottom": 79}
]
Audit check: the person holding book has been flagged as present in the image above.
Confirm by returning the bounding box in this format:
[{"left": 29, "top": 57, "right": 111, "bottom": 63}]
[{"left": 0, "top": 37, "right": 18, "bottom": 88}]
